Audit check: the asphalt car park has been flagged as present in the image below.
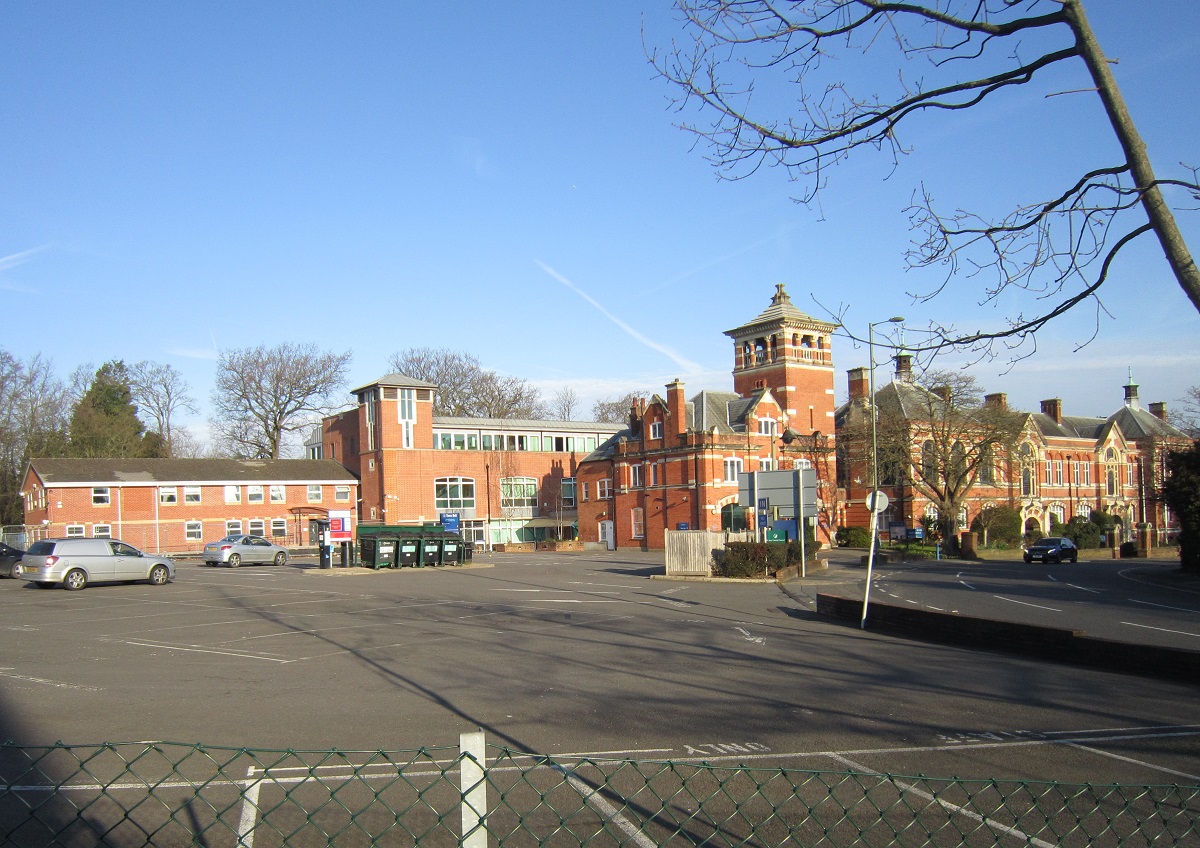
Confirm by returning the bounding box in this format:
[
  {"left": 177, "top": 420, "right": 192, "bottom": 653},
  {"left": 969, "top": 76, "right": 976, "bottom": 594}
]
[{"left": 0, "top": 551, "right": 1196, "bottom": 793}]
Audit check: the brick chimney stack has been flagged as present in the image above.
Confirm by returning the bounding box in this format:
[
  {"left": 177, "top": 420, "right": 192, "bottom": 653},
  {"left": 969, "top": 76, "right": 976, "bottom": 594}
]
[
  {"left": 666, "top": 379, "right": 687, "bottom": 437},
  {"left": 1149, "top": 401, "right": 1168, "bottom": 421},
  {"left": 984, "top": 393, "right": 1007, "bottom": 410},
  {"left": 1040, "top": 398, "right": 1063, "bottom": 424},
  {"left": 847, "top": 367, "right": 869, "bottom": 401}
]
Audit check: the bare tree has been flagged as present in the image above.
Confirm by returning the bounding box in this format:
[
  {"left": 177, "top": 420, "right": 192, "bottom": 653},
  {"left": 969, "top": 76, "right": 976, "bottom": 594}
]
[
  {"left": 878, "top": 370, "right": 1025, "bottom": 548},
  {"left": 128, "top": 360, "right": 197, "bottom": 457},
  {"left": 0, "top": 351, "right": 71, "bottom": 525},
  {"left": 388, "top": 348, "right": 546, "bottom": 419},
  {"left": 1176, "top": 386, "right": 1200, "bottom": 436},
  {"left": 211, "top": 343, "right": 351, "bottom": 459},
  {"left": 550, "top": 387, "right": 580, "bottom": 421},
  {"left": 652, "top": 0, "right": 1200, "bottom": 354},
  {"left": 591, "top": 392, "right": 644, "bottom": 424}
]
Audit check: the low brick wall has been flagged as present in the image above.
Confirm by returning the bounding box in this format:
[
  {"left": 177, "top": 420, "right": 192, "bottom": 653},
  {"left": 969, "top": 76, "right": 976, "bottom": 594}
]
[
  {"left": 535, "top": 540, "right": 583, "bottom": 552},
  {"left": 816, "top": 593, "right": 1200, "bottom": 683}
]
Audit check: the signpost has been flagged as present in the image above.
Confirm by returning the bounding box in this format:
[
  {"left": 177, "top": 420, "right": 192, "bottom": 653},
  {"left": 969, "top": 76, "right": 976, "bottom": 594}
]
[
  {"left": 861, "top": 491, "right": 889, "bottom": 628},
  {"left": 738, "top": 469, "right": 820, "bottom": 576}
]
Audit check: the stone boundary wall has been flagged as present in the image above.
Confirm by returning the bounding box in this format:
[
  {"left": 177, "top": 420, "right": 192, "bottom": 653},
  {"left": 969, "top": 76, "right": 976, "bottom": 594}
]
[{"left": 816, "top": 593, "right": 1200, "bottom": 683}]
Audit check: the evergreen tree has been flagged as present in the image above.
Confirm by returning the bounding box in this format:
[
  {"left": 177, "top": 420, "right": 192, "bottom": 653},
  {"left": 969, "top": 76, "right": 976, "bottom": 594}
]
[{"left": 68, "top": 362, "right": 165, "bottom": 458}]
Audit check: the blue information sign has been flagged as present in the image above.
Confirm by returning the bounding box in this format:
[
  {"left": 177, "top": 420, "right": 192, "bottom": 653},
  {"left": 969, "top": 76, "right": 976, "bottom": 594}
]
[{"left": 440, "top": 513, "right": 460, "bottom": 533}]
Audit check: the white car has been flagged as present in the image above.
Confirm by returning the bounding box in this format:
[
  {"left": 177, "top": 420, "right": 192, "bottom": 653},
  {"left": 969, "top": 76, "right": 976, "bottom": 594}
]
[{"left": 203, "top": 535, "right": 289, "bottom": 568}]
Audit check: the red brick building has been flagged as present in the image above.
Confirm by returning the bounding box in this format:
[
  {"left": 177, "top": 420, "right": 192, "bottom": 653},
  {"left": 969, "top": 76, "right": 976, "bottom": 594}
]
[
  {"left": 575, "top": 285, "right": 840, "bottom": 550},
  {"left": 836, "top": 356, "right": 1190, "bottom": 544},
  {"left": 320, "top": 373, "right": 624, "bottom": 548},
  {"left": 20, "top": 458, "right": 358, "bottom": 553}
]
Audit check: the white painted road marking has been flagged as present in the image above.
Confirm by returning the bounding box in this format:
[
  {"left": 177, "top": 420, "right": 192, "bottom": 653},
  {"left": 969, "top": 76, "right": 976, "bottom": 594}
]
[
  {"left": 0, "top": 668, "right": 100, "bottom": 691},
  {"left": 1121, "top": 621, "right": 1200, "bottom": 639},
  {"left": 993, "top": 596, "right": 1061, "bottom": 612}
]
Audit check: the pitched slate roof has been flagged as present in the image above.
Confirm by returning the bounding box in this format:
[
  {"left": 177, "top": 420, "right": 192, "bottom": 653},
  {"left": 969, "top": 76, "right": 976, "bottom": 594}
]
[
  {"left": 351, "top": 372, "right": 438, "bottom": 394},
  {"left": 724, "top": 284, "right": 837, "bottom": 336},
  {"left": 28, "top": 458, "right": 357, "bottom": 486}
]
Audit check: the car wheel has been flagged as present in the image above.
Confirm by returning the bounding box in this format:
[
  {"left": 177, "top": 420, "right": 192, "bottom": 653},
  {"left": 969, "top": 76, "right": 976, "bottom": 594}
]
[
  {"left": 64, "top": 569, "right": 87, "bottom": 591},
  {"left": 228, "top": 554, "right": 241, "bottom": 568},
  {"left": 149, "top": 565, "right": 170, "bottom": 586},
  {"left": 273, "top": 552, "right": 287, "bottom": 566},
  {"left": 1070, "top": 554, "right": 1078, "bottom": 563},
  {"left": 1023, "top": 556, "right": 1032, "bottom": 564}
]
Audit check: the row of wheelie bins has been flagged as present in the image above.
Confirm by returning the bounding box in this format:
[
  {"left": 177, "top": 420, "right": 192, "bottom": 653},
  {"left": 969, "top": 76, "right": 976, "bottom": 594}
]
[{"left": 358, "top": 525, "right": 474, "bottom": 569}]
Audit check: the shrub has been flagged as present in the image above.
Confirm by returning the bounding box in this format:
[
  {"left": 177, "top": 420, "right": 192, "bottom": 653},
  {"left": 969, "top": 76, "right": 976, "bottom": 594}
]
[
  {"left": 836, "top": 526, "right": 872, "bottom": 548},
  {"left": 716, "top": 542, "right": 786, "bottom": 577},
  {"left": 970, "top": 505, "right": 1022, "bottom": 547},
  {"left": 1119, "top": 541, "right": 1139, "bottom": 559},
  {"left": 1062, "top": 516, "right": 1103, "bottom": 549}
]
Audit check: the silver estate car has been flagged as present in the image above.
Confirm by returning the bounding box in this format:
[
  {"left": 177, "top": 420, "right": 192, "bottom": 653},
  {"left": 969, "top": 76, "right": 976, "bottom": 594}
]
[
  {"left": 21, "top": 538, "right": 175, "bottom": 590},
  {"left": 203, "top": 535, "right": 289, "bottom": 567}
]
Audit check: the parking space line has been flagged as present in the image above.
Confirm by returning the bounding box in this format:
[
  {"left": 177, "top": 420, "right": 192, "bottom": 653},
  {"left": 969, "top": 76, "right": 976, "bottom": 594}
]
[
  {"left": 1061, "top": 743, "right": 1200, "bottom": 782},
  {"left": 827, "top": 754, "right": 1056, "bottom": 848},
  {"left": 117, "top": 639, "right": 294, "bottom": 663}
]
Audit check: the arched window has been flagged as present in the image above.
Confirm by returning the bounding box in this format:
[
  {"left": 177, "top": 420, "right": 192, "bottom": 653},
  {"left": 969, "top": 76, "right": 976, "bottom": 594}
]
[
  {"left": 921, "top": 440, "right": 938, "bottom": 482},
  {"left": 979, "top": 445, "right": 995, "bottom": 485},
  {"left": 949, "top": 442, "right": 967, "bottom": 481}
]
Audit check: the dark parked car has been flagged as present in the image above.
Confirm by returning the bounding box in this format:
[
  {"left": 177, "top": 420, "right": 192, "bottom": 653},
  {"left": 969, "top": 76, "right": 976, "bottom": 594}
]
[
  {"left": 0, "top": 542, "right": 24, "bottom": 578},
  {"left": 1024, "top": 537, "right": 1079, "bottom": 564}
]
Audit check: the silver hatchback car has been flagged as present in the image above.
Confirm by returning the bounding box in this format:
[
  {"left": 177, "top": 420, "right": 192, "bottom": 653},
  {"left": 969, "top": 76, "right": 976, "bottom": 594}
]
[
  {"left": 203, "top": 535, "right": 289, "bottom": 568},
  {"left": 21, "top": 538, "right": 175, "bottom": 590}
]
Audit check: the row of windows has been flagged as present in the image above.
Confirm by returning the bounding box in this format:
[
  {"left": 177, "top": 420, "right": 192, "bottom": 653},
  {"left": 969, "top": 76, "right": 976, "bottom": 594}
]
[
  {"left": 88, "top": 485, "right": 352, "bottom": 507},
  {"left": 65, "top": 519, "right": 291, "bottom": 541},
  {"left": 433, "top": 432, "right": 599, "bottom": 453},
  {"left": 432, "top": 477, "right": 580, "bottom": 512}
]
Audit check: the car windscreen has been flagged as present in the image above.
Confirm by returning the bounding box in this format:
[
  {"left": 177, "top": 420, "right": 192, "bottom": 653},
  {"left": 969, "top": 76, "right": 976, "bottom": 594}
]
[{"left": 1033, "top": 539, "right": 1058, "bottom": 546}]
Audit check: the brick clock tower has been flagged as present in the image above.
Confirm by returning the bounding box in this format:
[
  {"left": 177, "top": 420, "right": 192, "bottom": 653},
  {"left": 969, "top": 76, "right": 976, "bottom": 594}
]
[{"left": 725, "top": 284, "right": 838, "bottom": 435}]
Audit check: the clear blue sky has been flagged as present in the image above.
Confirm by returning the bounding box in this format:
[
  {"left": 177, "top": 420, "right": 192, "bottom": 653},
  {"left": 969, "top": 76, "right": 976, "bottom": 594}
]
[{"left": 3, "top": 1, "right": 1198, "bottom": 449}]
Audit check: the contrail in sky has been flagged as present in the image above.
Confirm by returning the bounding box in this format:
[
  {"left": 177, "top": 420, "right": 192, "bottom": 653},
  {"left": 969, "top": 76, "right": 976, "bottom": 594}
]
[
  {"left": 0, "top": 244, "right": 51, "bottom": 273},
  {"left": 536, "top": 260, "right": 705, "bottom": 373}
]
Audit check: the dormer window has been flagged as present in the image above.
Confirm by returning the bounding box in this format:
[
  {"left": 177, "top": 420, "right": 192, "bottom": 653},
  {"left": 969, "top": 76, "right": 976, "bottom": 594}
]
[{"left": 649, "top": 421, "right": 663, "bottom": 440}]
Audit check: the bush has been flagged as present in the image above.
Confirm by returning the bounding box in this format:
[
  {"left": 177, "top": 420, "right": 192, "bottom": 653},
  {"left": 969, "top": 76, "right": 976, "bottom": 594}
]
[
  {"left": 1061, "top": 516, "right": 1103, "bottom": 549},
  {"left": 971, "top": 505, "right": 1022, "bottom": 547},
  {"left": 716, "top": 542, "right": 785, "bottom": 577},
  {"left": 836, "top": 526, "right": 873, "bottom": 548},
  {"left": 1119, "top": 541, "right": 1139, "bottom": 559}
]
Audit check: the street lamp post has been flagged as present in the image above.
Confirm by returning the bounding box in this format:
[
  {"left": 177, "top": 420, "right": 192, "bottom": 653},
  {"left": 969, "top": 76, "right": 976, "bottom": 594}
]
[{"left": 861, "top": 316, "right": 904, "bottom": 629}]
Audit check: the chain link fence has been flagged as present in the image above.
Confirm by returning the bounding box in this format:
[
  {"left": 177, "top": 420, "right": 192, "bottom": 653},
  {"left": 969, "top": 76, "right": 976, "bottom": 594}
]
[{"left": 1, "top": 735, "right": 1197, "bottom": 846}]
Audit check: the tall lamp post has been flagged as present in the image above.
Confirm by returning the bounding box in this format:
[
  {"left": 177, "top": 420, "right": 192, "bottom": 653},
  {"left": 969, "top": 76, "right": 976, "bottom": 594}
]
[{"left": 861, "top": 316, "right": 905, "bottom": 629}]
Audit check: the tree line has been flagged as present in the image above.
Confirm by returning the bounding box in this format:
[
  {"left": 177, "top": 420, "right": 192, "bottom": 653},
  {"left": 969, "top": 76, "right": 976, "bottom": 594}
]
[{"left": 0, "top": 343, "right": 644, "bottom": 527}]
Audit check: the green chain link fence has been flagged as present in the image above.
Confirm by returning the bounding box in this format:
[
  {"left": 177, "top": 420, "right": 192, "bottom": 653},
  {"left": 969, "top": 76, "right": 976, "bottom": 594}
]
[{"left": 1, "top": 734, "right": 1197, "bottom": 846}]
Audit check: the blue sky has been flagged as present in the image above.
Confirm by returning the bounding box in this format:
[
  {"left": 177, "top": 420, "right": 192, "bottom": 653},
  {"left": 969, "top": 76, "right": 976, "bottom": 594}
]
[{"left": 3, "top": 1, "right": 1198, "bottom": 449}]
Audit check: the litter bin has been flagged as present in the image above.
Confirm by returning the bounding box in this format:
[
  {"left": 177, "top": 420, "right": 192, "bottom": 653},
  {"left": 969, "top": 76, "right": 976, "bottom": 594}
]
[
  {"left": 359, "top": 537, "right": 378, "bottom": 569},
  {"left": 376, "top": 539, "right": 397, "bottom": 569},
  {"left": 441, "top": 537, "right": 462, "bottom": 565},
  {"left": 420, "top": 536, "right": 442, "bottom": 567},
  {"left": 462, "top": 541, "right": 474, "bottom": 562},
  {"left": 397, "top": 539, "right": 420, "bottom": 567}
]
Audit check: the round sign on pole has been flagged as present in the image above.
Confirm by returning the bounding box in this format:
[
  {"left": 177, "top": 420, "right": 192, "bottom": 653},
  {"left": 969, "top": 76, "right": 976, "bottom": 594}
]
[{"left": 865, "top": 491, "right": 889, "bottom": 513}]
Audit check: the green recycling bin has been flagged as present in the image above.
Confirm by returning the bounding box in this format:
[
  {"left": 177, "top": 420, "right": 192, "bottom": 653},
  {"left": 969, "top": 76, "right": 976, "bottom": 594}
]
[
  {"left": 359, "top": 537, "right": 379, "bottom": 569},
  {"left": 441, "top": 537, "right": 462, "bottom": 565},
  {"left": 420, "top": 536, "right": 442, "bottom": 567},
  {"left": 397, "top": 539, "right": 419, "bottom": 567},
  {"left": 375, "top": 538, "right": 397, "bottom": 568}
]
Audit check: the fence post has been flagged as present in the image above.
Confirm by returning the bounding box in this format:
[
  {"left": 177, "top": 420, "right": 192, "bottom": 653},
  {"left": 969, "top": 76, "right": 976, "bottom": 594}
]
[{"left": 460, "top": 730, "right": 488, "bottom": 848}]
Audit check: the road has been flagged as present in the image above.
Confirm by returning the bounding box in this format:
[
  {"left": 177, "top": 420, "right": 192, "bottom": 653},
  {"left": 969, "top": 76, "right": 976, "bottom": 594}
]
[{"left": 868, "top": 556, "right": 1200, "bottom": 651}]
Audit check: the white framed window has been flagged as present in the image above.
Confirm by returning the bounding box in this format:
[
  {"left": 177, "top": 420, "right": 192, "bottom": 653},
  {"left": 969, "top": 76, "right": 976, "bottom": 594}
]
[
  {"left": 307, "top": 484, "right": 322, "bottom": 503},
  {"left": 270, "top": 485, "right": 286, "bottom": 504},
  {"left": 597, "top": 478, "right": 612, "bottom": 500},
  {"left": 723, "top": 457, "right": 743, "bottom": 484},
  {"left": 631, "top": 507, "right": 645, "bottom": 539},
  {"left": 66, "top": 524, "right": 85, "bottom": 537},
  {"left": 93, "top": 524, "right": 111, "bottom": 538},
  {"left": 226, "top": 520, "right": 242, "bottom": 535},
  {"left": 1082, "top": 462, "right": 1092, "bottom": 486},
  {"left": 759, "top": 457, "right": 774, "bottom": 472},
  {"left": 1076, "top": 503, "right": 1092, "bottom": 520},
  {"left": 185, "top": 521, "right": 203, "bottom": 541},
  {"left": 160, "top": 487, "right": 178, "bottom": 505},
  {"left": 649, "top": 421, "right": 663, "bottom": 440},
  {"left": 650, "top": 463, "right": 660, "bottom": 486},
  {"left": 501, "top": 477, "right": 538, "bottom": 510},
  {"left": 271, "top": 519, "right": 287, "bottom": 537},
  {"left": 1053, "top": 460, "right": 1064, "bottom": 486},
  {"left": 335, "top": 485, "right": 351, "bottom": 502},
  {"left": 758, "top": 419, "right": 776, "bottom": 436},
  {"left": 561, "top": 478, "right": 576, "bottom": 508},
  {"left": 365, "top": 396, "right": 377, "bottom": 451},
  {"left": 631, "top": 464, "right": 644, "bottom": 488},
  {"left": 399, "top": 388, "right": 415, "bottom": 449},
  {"left": 248, "top": 485, "right": 264, "bottom": 504},
  {"left": 184, "top": 486, "right": 201, "bottom": 504},
  {"left": 1127, "top": 463, "right": 1135, "bottom": 487},
  {"left": 225, "top": 485, "right": 241, "bottom": 504},
  {"left": 92, "top": 487, "right": 110, "bottom": 506},
  {"left": 249, "top": 519, "right": 265, "bottom": 536},
  {"left": 435, "top": 477, "right": 476, "bottom": 511}
]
